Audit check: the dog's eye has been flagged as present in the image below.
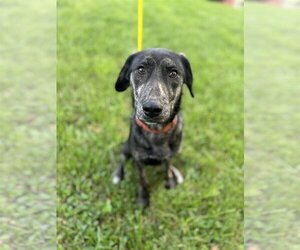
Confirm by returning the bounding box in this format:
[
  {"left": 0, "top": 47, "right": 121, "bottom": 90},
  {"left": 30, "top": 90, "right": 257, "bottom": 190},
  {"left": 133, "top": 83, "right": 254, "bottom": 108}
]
[
  {"left": 137, "top": 66, "right": 146, "bottom": 75},
  {"left": 169, "top": 70, "right": 178, "bottom": 78}
]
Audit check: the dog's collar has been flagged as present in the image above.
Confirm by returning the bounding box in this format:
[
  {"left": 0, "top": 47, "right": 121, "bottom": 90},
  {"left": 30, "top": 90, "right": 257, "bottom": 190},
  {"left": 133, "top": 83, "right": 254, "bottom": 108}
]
[{"left": 135, "top": 116, "right": 177, "bottom": 134}]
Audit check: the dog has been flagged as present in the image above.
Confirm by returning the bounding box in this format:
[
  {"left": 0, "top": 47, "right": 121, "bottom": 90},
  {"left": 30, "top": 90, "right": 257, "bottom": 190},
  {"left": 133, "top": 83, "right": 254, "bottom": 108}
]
[{"left": 112, "top": 48, "right": 193, "bottom": 207}]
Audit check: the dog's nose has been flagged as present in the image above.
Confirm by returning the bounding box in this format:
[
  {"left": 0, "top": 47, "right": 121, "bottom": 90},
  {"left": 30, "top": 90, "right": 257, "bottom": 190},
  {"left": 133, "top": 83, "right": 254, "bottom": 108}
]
[{"left": 142, "top": 101, "right": 163, "bottom": 118}]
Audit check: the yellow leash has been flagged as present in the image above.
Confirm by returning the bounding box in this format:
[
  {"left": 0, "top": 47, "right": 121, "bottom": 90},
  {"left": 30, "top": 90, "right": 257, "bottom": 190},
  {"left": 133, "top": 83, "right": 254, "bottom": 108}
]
[{"left": 137, "top": 0, "right": 143, "bottom": 51}]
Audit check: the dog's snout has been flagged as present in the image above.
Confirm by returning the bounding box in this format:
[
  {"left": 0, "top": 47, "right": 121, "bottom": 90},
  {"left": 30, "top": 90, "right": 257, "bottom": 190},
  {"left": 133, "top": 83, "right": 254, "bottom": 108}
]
[{"left": 142, "top": 101, "right": 163, "bottom": 118}]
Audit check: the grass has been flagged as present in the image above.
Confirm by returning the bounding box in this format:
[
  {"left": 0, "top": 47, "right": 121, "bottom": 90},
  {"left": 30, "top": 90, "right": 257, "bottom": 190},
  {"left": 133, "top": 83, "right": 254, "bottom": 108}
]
[
  {"left": 244, "top": 3, "right": 300, "bottom": 250},
  {"left": 0, "top": 0, "right": 56, "bottom": 249},
  {"left": 57, "top": 0, "right": 243, "bottom": 249}
]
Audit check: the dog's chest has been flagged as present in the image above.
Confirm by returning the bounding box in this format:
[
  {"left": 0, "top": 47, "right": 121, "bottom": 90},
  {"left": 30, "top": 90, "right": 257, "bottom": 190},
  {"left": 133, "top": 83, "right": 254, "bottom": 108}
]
[
  {"left": 133, "top": 133, "right": 172, "bottom": 161},
  {"left": 145, "top": 133, "right": 170, "bottom": 152},
  {"left": 130, "top": 120, "right": 182, "bottom": 162}
]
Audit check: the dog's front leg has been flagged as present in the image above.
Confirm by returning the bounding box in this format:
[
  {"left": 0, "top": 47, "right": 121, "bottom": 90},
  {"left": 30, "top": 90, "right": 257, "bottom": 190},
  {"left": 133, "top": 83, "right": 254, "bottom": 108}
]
[
  {"left": 163, "top": 160, "right": 184, "bottom": 189},
  {"left": 112, "top": 142, "right": 130, "bottom": 184},
  {"left": 135, "top": 160, "right": 150, "bottom": 207}
]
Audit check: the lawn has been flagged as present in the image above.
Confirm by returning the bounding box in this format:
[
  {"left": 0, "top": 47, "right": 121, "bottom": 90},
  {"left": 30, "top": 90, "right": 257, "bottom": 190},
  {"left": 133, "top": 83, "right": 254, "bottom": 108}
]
[
  {"left": 57, "top": 0, "right": 243, "bottom": 249},
  {"left": 0, "top": 0, "right": 56, "bottom": 249},
  {"left": 244, "top": 3, "right": 300, "bottom": 250}
]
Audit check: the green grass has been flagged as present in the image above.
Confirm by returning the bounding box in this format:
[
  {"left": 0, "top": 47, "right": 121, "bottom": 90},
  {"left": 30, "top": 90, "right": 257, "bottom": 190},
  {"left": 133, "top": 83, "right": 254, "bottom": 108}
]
[
  {"left": 244, "top": 3, "right": 300, "bottom": 250},
  {"left": 57, "top": 0, "right": 243, "bottom": 249},
  {"left": 0, "top": 0, "right": 56, "bottom": 249}
]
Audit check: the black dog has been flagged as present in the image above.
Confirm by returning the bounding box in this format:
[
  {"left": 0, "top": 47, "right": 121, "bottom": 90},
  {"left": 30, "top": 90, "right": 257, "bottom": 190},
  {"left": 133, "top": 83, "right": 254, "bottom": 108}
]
[{"left": 112, "top": 48, "right": 193, "bottom": 207}]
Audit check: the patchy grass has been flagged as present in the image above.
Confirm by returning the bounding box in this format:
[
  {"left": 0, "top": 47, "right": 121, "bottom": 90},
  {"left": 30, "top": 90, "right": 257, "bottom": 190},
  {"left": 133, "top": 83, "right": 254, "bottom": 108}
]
[{"left": 57, "top": 0, "right": 243, "bottom": 249}]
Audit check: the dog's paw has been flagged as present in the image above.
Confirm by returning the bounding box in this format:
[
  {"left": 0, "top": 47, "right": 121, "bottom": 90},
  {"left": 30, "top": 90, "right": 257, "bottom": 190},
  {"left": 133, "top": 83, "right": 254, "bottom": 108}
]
[
  {"left": 170, "top": 165, "right": 184, "bottom": 184},
  {"left": 112, "top": 167, "right": 124, "bottom": 184},
  {"left": 112, "top": 175, "right": 122, "bottom": 184},
  {"left": 165, "top": 166, "right": 184, "bottom": 189}
]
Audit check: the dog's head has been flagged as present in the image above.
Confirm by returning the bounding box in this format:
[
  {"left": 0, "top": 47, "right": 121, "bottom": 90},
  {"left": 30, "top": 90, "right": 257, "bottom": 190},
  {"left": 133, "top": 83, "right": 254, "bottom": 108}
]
[{"left": 115, "top": 48, "right": 193, "bottom": 124}]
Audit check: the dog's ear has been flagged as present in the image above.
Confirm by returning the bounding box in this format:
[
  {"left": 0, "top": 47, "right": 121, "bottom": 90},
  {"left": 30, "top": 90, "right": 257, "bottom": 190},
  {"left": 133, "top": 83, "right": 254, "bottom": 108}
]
[
  {"left": 115, "top": 53, "right": 137, "bottom": 92},
  {"left": 180, "top": 53, "right": 194, "bottom": 97}
]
